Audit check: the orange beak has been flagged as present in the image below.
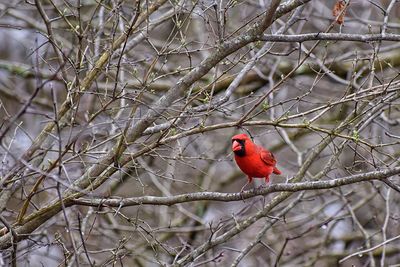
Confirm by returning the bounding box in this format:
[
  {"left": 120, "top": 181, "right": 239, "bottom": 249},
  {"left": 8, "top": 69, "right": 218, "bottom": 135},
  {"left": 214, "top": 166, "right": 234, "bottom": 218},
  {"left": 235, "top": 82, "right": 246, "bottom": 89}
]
[{"left": 232, "top": 140, "right": 241, "bottom": 152}]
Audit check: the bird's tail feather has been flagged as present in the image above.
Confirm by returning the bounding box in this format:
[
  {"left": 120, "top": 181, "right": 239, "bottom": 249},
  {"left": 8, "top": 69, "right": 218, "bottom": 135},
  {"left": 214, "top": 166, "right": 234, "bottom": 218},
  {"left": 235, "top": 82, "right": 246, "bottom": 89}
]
[{"left": 273, "top": 167, "right": 282, "bottom": 175}]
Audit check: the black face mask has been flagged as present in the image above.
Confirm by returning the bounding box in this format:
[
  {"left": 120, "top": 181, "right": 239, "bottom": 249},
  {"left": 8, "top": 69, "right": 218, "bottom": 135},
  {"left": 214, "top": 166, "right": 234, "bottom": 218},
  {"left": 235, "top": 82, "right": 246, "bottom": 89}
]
[{"left": 232, "top": 139, "right": 246, "bottom": 157}]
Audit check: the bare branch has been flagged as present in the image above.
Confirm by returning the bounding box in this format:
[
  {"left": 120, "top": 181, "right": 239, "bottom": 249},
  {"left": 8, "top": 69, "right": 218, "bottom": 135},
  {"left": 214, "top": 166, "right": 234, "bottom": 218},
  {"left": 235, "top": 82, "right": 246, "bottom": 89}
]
[
  {"left": 261, "top": 33, "right": 400, "bottom": 42},
  {"left": 73, "top": 167, "right": 400, "bottom": 207}
]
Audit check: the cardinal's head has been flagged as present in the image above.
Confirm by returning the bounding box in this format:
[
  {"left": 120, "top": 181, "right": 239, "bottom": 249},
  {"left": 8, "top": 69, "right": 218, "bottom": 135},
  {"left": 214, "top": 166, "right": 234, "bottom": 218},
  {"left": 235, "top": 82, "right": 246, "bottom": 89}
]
[{"left": 231, "top": 133, "right": 250, "bottom": 157}]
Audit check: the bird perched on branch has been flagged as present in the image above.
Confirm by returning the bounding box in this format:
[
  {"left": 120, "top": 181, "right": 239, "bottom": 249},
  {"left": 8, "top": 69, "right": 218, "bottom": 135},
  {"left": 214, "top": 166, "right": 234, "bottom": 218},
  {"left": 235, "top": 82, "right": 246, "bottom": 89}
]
[{"left": 231, "top": 133, "right": 281, "bottom": 191}]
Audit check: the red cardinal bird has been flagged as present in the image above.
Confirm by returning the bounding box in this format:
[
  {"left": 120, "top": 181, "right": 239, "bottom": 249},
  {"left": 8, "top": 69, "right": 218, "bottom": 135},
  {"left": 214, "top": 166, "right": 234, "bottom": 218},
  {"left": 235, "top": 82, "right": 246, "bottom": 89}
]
[{"left": 232, "top": 133, "right": 281, "bottom": 191}]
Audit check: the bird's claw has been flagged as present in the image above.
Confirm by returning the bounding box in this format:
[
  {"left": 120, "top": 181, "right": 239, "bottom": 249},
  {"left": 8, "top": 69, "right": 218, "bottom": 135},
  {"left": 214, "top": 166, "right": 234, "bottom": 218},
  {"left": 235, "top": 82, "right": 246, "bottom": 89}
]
[
  {"left": 239, "top": 182, "right": 250, "bottom": 201},
  {"left": 240, "top": 190, "right": 246, "bottom": 201},
  {"left": 257, "top": 184, "right": 267, "bottom": 190}
]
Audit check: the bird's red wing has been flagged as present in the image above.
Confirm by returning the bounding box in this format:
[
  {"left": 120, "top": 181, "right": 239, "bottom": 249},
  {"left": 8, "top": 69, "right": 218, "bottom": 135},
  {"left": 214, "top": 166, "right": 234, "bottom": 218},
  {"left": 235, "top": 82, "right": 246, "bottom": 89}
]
[{"left": 259, "top": 148, "right": 277, "bottom": 166}]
